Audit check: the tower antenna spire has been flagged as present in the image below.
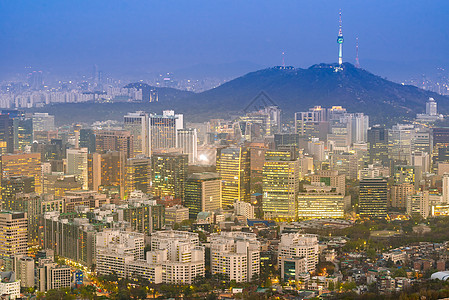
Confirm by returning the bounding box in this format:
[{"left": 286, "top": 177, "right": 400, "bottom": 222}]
[
  {"left": 355, "top": 37, "right": 360, "bottom": 68},
  {"left": 282, "top": 51, "right": 285, "bottom": 68},
  {"left": 337, "top": 9, "right": 344, "bottom": 66}
]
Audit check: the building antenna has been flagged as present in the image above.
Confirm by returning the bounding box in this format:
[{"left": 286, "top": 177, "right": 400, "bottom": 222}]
[
  {"left": 355, "top": 37, "right": 360, "bottom": 68},
  {"left": 282, "top": 51, "right": 286, "bottom": 68}
]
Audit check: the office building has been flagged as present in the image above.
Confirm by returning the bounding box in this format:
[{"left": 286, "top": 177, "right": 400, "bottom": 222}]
[
  {"left": 216, "top": 147, "right": 251, "bottom": 207},
  {"left": 367, "top": 126, "right": 389, "bottom": 165},
  {"left": 165, "top": 205, "right": 189, "bottom": 225},
  {"left": 177, "top": 128, "right": 198, "bottom": 164},
  {"left": 1, "top": 176, "right": 35, "bottom": 206},
  {"left": 0, "top": 212, "right": 27, "bottom": 258},
  {"left": 297, "top": 187, "right": 348, "bottom": 219},
  {"left": 32, "top": 113, "right": 55, "bottom": 132},
  {"left": 278, "top": 233, "right": 318, "bottom": 273},
  {"left": 151, "top": 152, "right": 188, "bottom": 199},
  {"left": 13, "top": 117, "right": 33, "bottom": 152},
  {"left": 0, "top": 271, "right": 20, "bottom": 299},
  {"left": 149, "top": 110, "right": 183, "bottom": 155},
  {"left": 184, "top": 172, "right": 222, "bottom": 218},
  {"left": 14, "top": 256, "right": 35, "bottom": 288},
  {"left": 235, "top": 201, "right": 255, "bottom": 219},
  {"left": 390, "top": 183, "right": 415, "bottom": 209},
  {"left": 310, "top": 170, "right": 345, "bottom": 195},
  {"left": 359, "top": 178, "right": 388, "bottom": 217},
  {"left": 210, "top": 232, "right": 260, "bottom": 282},
  {"left": 125, "top": 156, "right": 151, "bottom": 197},
  {"left": 407, "top": 191, "right": 430, "bottom": 219},
  {"left": 89, "top": 151, "right": 126, "bottom": 199},
  {"left": 124, "top": 111, "right": 150, "bottom": 157},
  {"left": 388, "top": 124, "right": 414, "bottom": 165},
  {"left": 120, "top": 201, "right": 165, "bottom": 235},
  {"left": 79, "top": 129, "right": 96, "bottom": 154},
  {"left": 37, "top": 261, "right": 71, "bottom": 292},
  {"left": 66, "top": 148, "right": 88, "bottom": 190},
  {"left": 95, "top": 130, "right": 134, "bottom": 158},
  {"left": 394, "top": 165, "right": 421, "bottom": 188},
  {"left": 0, "top": 153, "right": 42, "bottom": 194},
  {"left": 0, "top": 114, "right": 14, "bottom": 154},
  {"left": 262, "top": 150, "right": 300, "bottom": 220}
]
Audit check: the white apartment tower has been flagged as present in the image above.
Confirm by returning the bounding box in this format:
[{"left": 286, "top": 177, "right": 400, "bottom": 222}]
[
  {"left": 210, "top": 232, "right": 260, "bottom": 282},
  {"left": 278, "top": 233, "right": 319, "bottom": 273}
]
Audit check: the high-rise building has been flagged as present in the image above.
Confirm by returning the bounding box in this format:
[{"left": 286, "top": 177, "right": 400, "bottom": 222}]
[
  {"left": 262, "top": 150, "right": 300, "bottom": 220},
  {"left": 151, "top": 152, "right": 188, "bottom": 199},
  {"left": 120, "top": 200, "right": 165, "bottom": 235},
  {"left": 13, "top": 118, "right": 32, "bottom": 152},
  {"left": 184, "top": 172, "right": 221, "bottom": 218},
  {"left": 95, "top": 130, "right": 134, "bottom": 158},
  {"left": 149, "top": 110, "right": 183, "bottom": 156},
  {"left": 0, "top": 153, "right": 42, "bottom": 194},
  {"left": 14, "top": 256, "right": 35, "bottom": 288},
  {"left": 278, "top": 233, "right": 318, "bottom": 274},
  {"left": 216, "top": 147, "right": 251, "bottom": 207},
  {"left": 394, "top": 165, "right": 421, "bottom": 188},
  {"left": 407, "top": 191, "right": 430, "bottom": 219},
  {"left": 235, "top": 201, "right": 255, "bottom": 219},
  {"left": 1, "top": 176, "right": 35, "bottom": 207},
  {"left": 367, "top": 126, "right": 389, "bottom": 165},
  {"left": 0, "top": 212, "right": 27, "bottom": 259},
  {"left": 177, "top": 128, "right": 198, "bottom": 164},
  {"left": 390, "top": 183, "right": 415, "bottom": 208},
  {"left": 388, "top": 124, "right": 414, "bottom": 165},
  {"left": 359, "top": 178, "right": 388, "bottom": 217},
  {"left": 0, "top": 114, "right": 14, "bottom": 154},
  {"left": 165, "top": 205, "right": 189, "bottom": 225},
  {"left": 32, "top": 113, "right": 55, "bottom": 132},
  {"left": 79, "top": 129, "right": 96, "bottom": 154},
  {"left": 127, "top": 231, "right": 204, "bottom": 284},
  {"left": 66, "top": 148, "right": 88, "bottom": 190},
  {"left": 89, "top": 151, "right": 125, "bottom": 199},
  {"left": 125, "top": 156, "right": 151, "bottom": 197},
  {"left": 443, "top": 174, "right": 449, "bottom": 204},
  {"left": 210, "top": 232, "right": 260, "bottom": 282},
  {"left": 297, "top": 186, "right": 348, "bottom": 219},
  {"left": 426, "top": 97, "right": 437, "bottom": 116},
  {"left": 124, "top": 111, "right": 150, "bottom": 157},
  {"left": 3, "top": 193, "right": 42, "bottom": 245},
  {"left": 40, "top": 213, "right": 96, "bottom": 266},
  {"left": 96, "top": 229, "right": 145, "bottom": 277}
]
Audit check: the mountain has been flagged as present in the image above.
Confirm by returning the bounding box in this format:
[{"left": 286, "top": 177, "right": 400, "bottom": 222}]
[
  {"left": 31, "top": 63, "right": 449, "bottom": 125},
  {"left": 183, "top": 63, "right": 448, "bottom": 124}
]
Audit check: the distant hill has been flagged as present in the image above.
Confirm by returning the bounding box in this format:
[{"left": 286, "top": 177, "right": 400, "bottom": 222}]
[
  {"left": 30, "top": 63, "right": 449, "bottom": 125},
  {"left": 183, "top": 63, "right": 449, "bottom": 124}
]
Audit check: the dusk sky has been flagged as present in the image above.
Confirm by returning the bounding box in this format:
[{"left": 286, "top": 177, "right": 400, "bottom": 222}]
[{"left": 1, "top": 1, "right": 448, "bottom": 80}]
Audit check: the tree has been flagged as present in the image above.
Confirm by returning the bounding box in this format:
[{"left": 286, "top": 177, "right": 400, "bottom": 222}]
[{"left": 341, "top": 281, "right": 356, "bottom": 291}]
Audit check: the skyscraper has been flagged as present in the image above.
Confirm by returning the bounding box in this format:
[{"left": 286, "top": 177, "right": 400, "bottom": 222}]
[
  {"left": 0, "top": 114, "right": 14, "bottom": 154},
  {"left": 359, "top": 178, "right": 388, "bottom": 218},
  {"left": 184, "top": 172, "right": 222, "bottom": 218},
  {"left": 124, "top": 111, "right": 150, "bottom": 157},
  {"left": 0, "top": 153, "right": 42, "bottom": 194},
  {"left": 367, "top": 126, "right": 388, "bottom": 165},
  {"left": 262, "top": 150, "right": 300, "bottom": 220},
  {"left": 32, "top": 113, "right": 55, "bottom": 132},
  {"left": 216, "top": 146, "right": 251, "bottom": 207},
  {"left": 177, "top": 128, "right": 198, "bottom": 164},
  {"left": 79, "top": 129, "right": 96, "bottom": 154},
  {"left": 95, "top": 130, "right": 134, "bottom": 159},
  {"left": 149, "top": 110, "right": 183, "bottom": 156},
  {"left": 125, "top": 156, "right": 151, "bottom": 197},
  {"left": 151, "top": 152, "right": 188, "bottom": 199},
  {"left": 66, "top": 148, "right": 88, "bottom": 190},
  {"left": 0, "top": 211, "right": 27, "bottom": 258}
]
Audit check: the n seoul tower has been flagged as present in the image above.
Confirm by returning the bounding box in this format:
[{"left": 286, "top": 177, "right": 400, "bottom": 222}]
[{"left": 337, "top": 10, "right": 344, "bottom": 66}]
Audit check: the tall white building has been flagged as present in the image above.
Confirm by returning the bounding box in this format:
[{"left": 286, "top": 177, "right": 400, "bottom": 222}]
[
  {"left": 177, "top": 128, "right": 198, "bottom": 164},
  {"left": 127, "top": 231, "right": 205, "bottom": 284},
  {"left": 278, "top": 233, "right": 319, "bottom": 273},
  {"left": 426, "top": 97, "right": 437, "bottom": 116},
  {"left": 149, "top": 110, "right": 183, "bottom": 156},
  {"left": 0, "top": 272, "right": 20, "bottom": 299},
  {"left": 66, "top": 148, "right": 88, "bottom": 190},
  {"left": 407, "top": 191, "right": 430, "bottom": 219},
  {"left": 234, "top": 201, "right": 255, "bottom": 219},
  {"left": 14, "top": 256, "right": 35, "bottom": 288},
  {"left": 32, "top": 113, "right": 55, "bottom": 131},
  {"left": 443, "top": 174, "right": 449, "bottom": 204},
  {"left": 96, "top": 230, "right": 145, "bottom": 278},
  {"left": 124, "top": 111, "right": 150, "bottom": 157},
  {"left": 210, "top": 232, "right": 260, "bottom": 282}
]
